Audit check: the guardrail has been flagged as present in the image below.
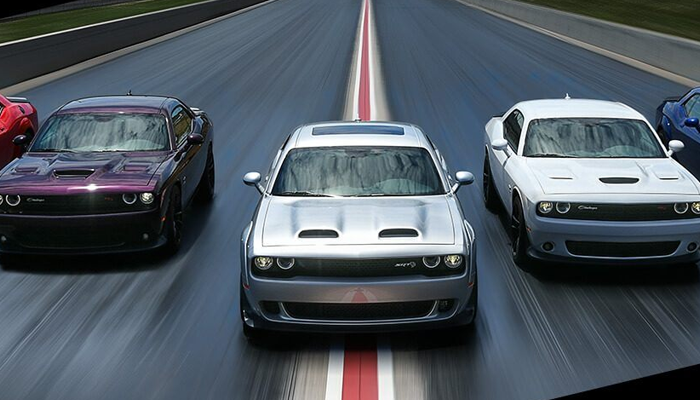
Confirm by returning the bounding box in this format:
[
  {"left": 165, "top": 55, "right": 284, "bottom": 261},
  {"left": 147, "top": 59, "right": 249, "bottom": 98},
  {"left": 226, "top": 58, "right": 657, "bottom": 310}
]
[
  {"left": 461, "top": 0, "right": 700, "bottom": 84},
  {"left": 0, "top": 0, "right": 263, "bottom": 89}
]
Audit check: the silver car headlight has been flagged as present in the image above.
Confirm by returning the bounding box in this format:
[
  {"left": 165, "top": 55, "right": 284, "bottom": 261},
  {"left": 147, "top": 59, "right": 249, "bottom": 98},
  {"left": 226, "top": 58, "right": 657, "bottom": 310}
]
[
  {"left": 254, "top": 256, "right": 273, "bottom": 270},
  {"left": 276, "top": 257, "right": 295, "bottom": 270},
  {"left": 444, "top": 254, "right": 463, "bottom": 268},
  {"left": 422, "top": 256, "right": 440, "bottom": 268},
  {"left": 538, "top": 201, "right": 553, "bottom": 214},
  {"left": 692, "top": 202, "right": 700, "bottom": 215},
  {"left": 674, "top": 202, "right": 689, "bottom": 214}
]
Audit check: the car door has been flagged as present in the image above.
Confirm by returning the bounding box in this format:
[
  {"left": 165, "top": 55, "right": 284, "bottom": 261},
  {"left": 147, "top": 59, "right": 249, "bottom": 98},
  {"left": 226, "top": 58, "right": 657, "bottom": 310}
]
[
  {"left": 673, "top": 94, "right": 700, "bottom": 176},
  {"left": 171, "top": 104, "right": 200, "bottom": 204},
  {"left": 493, "top": 109, "right": 523, "bottom": 206}
]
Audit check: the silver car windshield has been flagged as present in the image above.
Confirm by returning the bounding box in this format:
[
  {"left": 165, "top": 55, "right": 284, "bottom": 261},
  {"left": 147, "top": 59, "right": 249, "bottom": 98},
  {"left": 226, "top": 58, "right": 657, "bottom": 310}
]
[
  {"left": 272, "top": 146, "right": 446, "bottom": 197},
  {"left": 30, "top": 113, "right": 170, "bottom": 152},
  {"left": 523, "top": 118, "right": 666, "bottom": 158}
]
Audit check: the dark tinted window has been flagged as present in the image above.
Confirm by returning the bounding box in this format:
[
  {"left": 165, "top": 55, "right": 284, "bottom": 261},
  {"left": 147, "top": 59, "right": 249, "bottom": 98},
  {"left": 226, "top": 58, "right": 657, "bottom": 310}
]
[
  {"left": 684, "top": 94, "right": 700, "bottom": 119},
  {"left": 523, "top": 118, "right": 665, "bottom": 158},
  {"left": 272, "top": 147, "right": 445, "bottom": 197},
  {"left": 172, "top": 106, "right": 192, "bottom": 144},
  {"left": 30, "top": 113, "right": 169, "bottom": 152},
  {"left": 503, "top": 110, "right": 523, "bottom": 150}
]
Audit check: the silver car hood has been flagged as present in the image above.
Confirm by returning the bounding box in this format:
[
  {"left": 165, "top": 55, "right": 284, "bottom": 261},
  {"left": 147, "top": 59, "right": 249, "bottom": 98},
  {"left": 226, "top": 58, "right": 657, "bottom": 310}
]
[
  {"left": 261, "top": 196, "right": 455, "bottom": 246},
  {"left": 526, "top": 158, "right": 700, "bottom": 195}
]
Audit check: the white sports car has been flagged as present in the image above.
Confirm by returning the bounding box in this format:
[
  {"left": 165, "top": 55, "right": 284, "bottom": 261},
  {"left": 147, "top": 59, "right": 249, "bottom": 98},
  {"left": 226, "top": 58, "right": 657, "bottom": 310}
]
[{"left": 483, "top": 98, "right": 700, "bottom": 266}]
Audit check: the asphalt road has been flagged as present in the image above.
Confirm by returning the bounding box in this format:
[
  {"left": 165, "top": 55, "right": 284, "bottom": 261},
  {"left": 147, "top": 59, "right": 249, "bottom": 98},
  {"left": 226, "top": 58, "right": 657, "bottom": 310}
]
[{"left": 3, "top": 0, "right": 699, "bottom": 399}]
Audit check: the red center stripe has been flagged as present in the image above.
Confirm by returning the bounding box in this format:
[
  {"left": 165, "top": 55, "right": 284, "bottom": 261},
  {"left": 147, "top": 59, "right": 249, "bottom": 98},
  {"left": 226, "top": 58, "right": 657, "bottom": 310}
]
[
  {"left": 342, "top": 338, "right": 379, "bottom": 400},
  {"left": 358, "top": 0, "right": 371, "bottom": 121}
]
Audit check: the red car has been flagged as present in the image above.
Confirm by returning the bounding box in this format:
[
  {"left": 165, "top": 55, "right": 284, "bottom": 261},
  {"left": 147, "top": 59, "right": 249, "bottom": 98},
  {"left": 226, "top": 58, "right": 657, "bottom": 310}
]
[{"left": 0, "top": 94, "right": 38, "bottom": 169}]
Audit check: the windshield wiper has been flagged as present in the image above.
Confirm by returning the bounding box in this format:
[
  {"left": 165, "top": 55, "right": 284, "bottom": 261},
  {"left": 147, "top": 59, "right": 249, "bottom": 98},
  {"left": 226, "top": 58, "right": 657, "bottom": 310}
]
[
  {"left": 32, "top": 148, "right": 77, "bottom": 153},
  {"left": 349, "top": 193, "right": 386, "bottom": 197},
  {"left": 528, "top": 153, "right": 576, "bottom": 158},
  {"left": 276, "top": 191, "right": 336, "bottom": 197}
]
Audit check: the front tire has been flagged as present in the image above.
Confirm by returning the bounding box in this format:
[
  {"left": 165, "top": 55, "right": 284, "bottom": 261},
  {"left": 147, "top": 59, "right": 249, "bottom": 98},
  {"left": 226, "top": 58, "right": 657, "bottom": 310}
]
[
  {"left": 196, "top": 145, "right": 215, "bottom": 203},
  {"left": 511, "top": 196, "right": 531, "bottom": 267},
  {"left": 483, "top": 153, "right": 499, "bottom": 212},
  {"left": 163, "top": 186, "right": 183, "bottom": 255}
]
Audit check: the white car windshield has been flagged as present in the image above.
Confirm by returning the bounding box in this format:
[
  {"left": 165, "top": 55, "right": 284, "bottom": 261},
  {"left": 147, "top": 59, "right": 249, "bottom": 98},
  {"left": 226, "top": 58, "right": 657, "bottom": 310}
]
[
  {"left": 30, "top": 112, "right": 170, "bottom": 153},
  {"left": 272, "top": 146, "right": 445, "bottom": 197},
  {"left": 523, "top": 118, "right": 666, "bottom": 158}
]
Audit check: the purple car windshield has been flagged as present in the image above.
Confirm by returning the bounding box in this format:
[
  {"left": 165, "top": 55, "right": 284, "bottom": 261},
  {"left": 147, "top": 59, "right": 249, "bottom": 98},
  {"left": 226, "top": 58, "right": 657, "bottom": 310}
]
[{"left": 30, "top": 112, "right": 169, "bottom": 153}]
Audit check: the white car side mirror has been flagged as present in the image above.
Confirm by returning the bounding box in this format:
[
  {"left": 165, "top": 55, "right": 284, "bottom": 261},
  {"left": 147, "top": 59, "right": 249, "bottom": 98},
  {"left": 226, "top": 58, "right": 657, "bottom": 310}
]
[
  {"left": 492, "top": 139, "right": 509, "bottom": 154},
  {"left": 243, "top": 171, "right": 264, "bottom": 194},
  {"left": 452, "top": 171, "right": 475, "bottom": 193},
  {"left": 668, "top": 140, "right": 684, "bottom": 156}
]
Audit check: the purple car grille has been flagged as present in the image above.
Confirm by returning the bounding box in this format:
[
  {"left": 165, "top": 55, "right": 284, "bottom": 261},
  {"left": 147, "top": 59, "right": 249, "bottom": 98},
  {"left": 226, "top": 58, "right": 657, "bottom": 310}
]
[{"left": 0, "top": 194, "right": 155, "bottom": 216}]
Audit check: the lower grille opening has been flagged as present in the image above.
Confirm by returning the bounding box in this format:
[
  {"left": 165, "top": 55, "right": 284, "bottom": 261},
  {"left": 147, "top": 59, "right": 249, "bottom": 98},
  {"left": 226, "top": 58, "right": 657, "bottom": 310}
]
[
  {"left": 566, "top": 241, "right": 680, "bottom": 258},
  {"left": 261, "top": 301, "right": 281, "bottom": 315},
  {"left": 283, "top": 301, "right": 435, "bottom": 321}
]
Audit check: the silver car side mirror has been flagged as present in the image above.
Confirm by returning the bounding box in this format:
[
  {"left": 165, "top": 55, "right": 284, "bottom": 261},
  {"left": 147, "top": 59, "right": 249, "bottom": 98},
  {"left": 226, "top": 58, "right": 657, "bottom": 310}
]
[
  {"left": 243, "top": 171, "right": 264, "bottom": 194},
  {"left": 491, "top": 139, "right": 510, "bottom": 155},
  {"left": 668, "top": 140, "right": 684, "bottom": 156},
  {"left": 452, "top": 171, "right": 475, "bottom": 193}
]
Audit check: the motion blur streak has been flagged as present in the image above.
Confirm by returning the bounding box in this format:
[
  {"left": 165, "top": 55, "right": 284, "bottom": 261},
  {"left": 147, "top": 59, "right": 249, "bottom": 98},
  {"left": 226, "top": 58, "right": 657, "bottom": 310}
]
[
  {"left": 374, "top": 0, "right": 699, "bottom": 399},
  {"left": 2, "top": 0, "right": 700, "bottom": 399},
  {"left": 0, "top": 0, "right": 359, "bottom": 398}
]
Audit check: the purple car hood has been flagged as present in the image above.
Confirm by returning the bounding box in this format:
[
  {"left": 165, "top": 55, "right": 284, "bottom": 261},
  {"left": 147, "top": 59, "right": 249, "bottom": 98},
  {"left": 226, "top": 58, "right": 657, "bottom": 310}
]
[{"left": 0, "top": 152, "right": 170, "bottom": 195}]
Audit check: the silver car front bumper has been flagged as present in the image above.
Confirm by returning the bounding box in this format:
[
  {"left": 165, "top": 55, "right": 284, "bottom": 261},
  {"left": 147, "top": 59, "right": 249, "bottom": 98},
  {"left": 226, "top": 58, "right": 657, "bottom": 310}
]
[{"left": 241, "top": 272, "right": 476, "bottom": 332}]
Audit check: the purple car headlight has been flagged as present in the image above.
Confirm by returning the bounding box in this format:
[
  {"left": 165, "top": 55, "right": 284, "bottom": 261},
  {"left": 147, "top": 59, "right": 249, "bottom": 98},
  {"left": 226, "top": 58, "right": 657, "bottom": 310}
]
[
  {"left": 5, "top": 195, "right": 20, "bottom": 207},
  {"left": 140, "top": 193, "right": 155, "bottom": 204},
  {"left": 122, "top": 193, "right": 137, "bottom": 205}
]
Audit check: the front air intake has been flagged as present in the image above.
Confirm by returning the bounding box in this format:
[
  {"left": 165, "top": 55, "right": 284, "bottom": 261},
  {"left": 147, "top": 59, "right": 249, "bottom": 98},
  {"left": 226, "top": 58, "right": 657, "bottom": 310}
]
[
  {"left": 52, "top": 169, "right": 94, "bottom": 179},
  {"left": 599, "top": 177, "right": 639, "bottom": 184},
  {"left": 298, "top": 229, "right": 339, "bottom": 238},
  {"left": 379, "top": 228, "right": 419, "bottom": 238}
]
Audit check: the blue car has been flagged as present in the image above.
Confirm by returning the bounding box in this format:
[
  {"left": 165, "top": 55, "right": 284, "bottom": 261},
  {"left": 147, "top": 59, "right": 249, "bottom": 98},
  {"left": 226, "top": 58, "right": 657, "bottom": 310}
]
[{"left": 656, "top": 87, "right": 700, "bottom": 176}]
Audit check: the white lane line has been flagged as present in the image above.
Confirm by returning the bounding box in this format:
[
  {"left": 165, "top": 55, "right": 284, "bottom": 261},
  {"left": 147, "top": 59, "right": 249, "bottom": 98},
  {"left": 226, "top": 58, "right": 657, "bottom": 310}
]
[
  {"left": 377, "top": 338, "right": 395, "bottom": 400},
  {"left": 350, "top": 0, "right": 368, "bottom": 121},
  {"left": 325, "top": 340, "right": 345, "bottom": 400},
  {"left": 366, "top": 0, "right": 377, "bottom": 121}
]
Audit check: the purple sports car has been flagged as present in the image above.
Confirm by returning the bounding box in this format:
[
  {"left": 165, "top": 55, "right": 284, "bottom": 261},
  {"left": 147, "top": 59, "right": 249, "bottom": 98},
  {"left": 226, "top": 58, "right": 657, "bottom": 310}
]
[{"left": 0, "top": 95, "right": 215, "bottom": 255}]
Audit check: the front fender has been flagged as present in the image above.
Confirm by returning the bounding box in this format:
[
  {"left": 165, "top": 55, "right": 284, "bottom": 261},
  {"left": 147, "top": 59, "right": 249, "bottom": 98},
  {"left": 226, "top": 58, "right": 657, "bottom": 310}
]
[{"left": 240, "top": 221, "right": 253, "bottom": 287}]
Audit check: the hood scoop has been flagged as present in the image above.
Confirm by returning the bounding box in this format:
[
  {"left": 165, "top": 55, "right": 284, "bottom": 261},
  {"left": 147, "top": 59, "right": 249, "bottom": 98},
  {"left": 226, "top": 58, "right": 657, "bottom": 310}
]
[
  {"left": 298, "top": 229, "right": 339, "bottom": 239},
  {"left": 379, "top": 228, "right": 419, "bottom": 238},
  {"left": 52, "top": 169, "right": 95, "bottom": 179},
  {"left": 599, "top": 177, "right": 639, "bottom": 184},
  {"left": 13, "top": 166, "right": 39, "bottom": 175},
  {"left": 121, "top": 162, "right": 151, "bottom": 173}
]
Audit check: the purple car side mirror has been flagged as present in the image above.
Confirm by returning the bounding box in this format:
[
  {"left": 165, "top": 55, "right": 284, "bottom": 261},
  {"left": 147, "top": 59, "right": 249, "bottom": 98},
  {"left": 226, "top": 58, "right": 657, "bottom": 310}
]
[{"left": 186, "top": 133, "right": 205, "bottom": 145}]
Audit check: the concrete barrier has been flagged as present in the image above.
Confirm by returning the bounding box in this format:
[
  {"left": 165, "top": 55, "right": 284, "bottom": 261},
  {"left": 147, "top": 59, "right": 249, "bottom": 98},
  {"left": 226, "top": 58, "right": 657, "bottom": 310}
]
[
  {"left": 0, "top": 0, "right": 263, "bottom": 88},
  {"left": 461, "top": 0, "right": 700, "bottom": 83}
]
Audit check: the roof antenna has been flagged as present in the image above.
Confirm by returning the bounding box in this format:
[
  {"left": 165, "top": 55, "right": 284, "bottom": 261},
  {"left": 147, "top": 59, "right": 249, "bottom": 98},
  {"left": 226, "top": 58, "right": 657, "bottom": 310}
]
[
  {"left": 127, "top": 90, "right": 132, "bottom": 96},
  {"left": 564, "top": 93, "right": 571, "bottom": 100}
]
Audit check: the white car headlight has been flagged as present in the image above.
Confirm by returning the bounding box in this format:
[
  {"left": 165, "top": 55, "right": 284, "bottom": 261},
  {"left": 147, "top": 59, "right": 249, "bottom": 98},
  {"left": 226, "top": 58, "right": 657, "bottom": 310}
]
[
  {"left": 538, "top": 201, "right": 553, "bottom": 214},
  {"left": 276, "top": 257, "right": 295, "bottom": 270},
  {"left": 555, "top": 202, "right": 570, "bottom": 214},
  {"left": 254, "top": 256, "right": 273, "bottom": 270}
]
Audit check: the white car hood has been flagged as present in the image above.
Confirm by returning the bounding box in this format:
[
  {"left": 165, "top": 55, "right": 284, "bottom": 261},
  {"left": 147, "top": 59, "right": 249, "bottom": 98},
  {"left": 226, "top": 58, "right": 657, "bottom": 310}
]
[
  {"left": 526, "top": 158, "right": 699, "bottom": 195},
  {"left": 261, "top": 196, "right": 455, "bottom": 246}
]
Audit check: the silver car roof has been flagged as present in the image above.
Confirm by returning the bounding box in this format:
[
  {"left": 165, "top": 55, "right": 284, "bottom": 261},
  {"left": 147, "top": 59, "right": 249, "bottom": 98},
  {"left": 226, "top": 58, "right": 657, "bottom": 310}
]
[{"left": 290, "top": 121, "right": 430, "bottom": 149}]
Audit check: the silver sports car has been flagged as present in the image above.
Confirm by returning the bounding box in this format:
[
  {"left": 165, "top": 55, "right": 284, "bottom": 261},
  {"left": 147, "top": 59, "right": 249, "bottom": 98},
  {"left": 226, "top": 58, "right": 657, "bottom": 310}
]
[{"left": 240, "top": 121, "right": 477, "bottom": 337}]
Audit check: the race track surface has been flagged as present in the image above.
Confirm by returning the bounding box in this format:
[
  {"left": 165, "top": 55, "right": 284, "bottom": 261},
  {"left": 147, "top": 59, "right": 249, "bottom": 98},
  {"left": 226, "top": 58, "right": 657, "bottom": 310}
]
[{"left": 2, "top": 0, "right": 698, "bottom": 399}]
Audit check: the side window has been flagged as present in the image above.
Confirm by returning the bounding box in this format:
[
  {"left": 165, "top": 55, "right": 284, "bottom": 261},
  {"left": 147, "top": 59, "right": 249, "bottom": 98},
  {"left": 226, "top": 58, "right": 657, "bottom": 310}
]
[
  {"left": 171, "top": 106, "right": 193, "bottom": 145},
  {"left": 684, "top": 95, "right": 700, "bottom": 119},
  {"left": 503, "top": 110, "right": 524, "bottom": 151}
]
